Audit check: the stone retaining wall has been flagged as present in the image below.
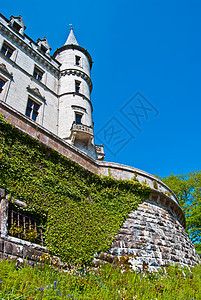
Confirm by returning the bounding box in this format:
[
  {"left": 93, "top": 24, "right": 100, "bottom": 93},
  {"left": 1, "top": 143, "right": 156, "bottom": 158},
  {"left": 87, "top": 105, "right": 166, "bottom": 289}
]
[
  {"left": 94, "top": 194, "right": 200, "bottom": 271},
  {"left": 0, "top": 189, "right": 47, "bottom": 265},
  {"left": 0, "top": 237, "right": 47, "bottom": 266},
  {"left": 0, "top": 101, "right": 180, "bottom": 203},
  {"left": 0, "top": 102, "right": 200, "bottom": 270}
]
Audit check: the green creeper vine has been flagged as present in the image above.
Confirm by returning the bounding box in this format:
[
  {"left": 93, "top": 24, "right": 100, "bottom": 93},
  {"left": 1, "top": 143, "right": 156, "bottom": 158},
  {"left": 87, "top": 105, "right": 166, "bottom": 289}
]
[{"left": 0, "top": 114, "right": 152, "bottom": 264}]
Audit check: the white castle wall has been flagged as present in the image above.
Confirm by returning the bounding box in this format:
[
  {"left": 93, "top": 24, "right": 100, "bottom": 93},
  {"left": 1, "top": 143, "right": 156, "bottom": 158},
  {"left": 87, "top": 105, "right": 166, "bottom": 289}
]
[{"left": 0, "top": 16, "right": 59, "bottom": 135}]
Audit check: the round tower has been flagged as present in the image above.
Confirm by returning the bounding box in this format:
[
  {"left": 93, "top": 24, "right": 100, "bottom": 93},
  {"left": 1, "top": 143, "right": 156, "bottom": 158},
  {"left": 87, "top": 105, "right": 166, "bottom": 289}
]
[{"left": 53, "top": 27, "right": 99, "bottom": 159}]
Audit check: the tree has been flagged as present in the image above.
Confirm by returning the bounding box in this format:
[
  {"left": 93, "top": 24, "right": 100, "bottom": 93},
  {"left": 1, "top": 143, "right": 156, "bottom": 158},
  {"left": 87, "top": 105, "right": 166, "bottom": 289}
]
[{"left": 158, "top": 171, "right": 201, "bottom": 252}]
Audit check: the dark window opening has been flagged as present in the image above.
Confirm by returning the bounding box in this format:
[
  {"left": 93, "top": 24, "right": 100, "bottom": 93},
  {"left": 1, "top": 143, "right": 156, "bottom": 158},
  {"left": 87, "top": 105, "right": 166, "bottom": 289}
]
[
  {"left": 0, "top": 78, "right": 6, "bottom": 93},
  {"left": 75, "top": 55, "right": 81, "bottom": 66},
  {"left": 33, "top": 66, "right": 44, "bottom": 81},
  {"left": 75, "top": 113, "right": 82, "bottom": 124},
  {"left": 13, "top": 22, "right": 21, "bottom": 33},
  {"left": 8, "top": 206, "right": 44, "bottom": 246},
  {"left": 40, "top": 45, "right": 47, "bottom": 55},
  {"left": 25, "top": 98, "right": 40, "bottom": 121},
  {"left": 1, "top": 42, "right": 14, "bottom": 58},
  {"left": 75, "top": 80, "right": 80, "bottom": 93}
]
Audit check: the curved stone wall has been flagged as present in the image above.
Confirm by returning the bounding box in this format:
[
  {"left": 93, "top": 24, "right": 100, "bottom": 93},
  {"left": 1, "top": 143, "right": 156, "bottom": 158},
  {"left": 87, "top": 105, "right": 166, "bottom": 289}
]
[
  {"left": 0, "top": 102, "right": 187, "bottom": 206},
  {"left": 95, "top": 194, "right": 200, "bottom": 271},
  {"left": 98, "top": 161, "right": 179, "bottom": 205},
  {"left": 1, "top": 103, "right": 200, "bottom": 270}
]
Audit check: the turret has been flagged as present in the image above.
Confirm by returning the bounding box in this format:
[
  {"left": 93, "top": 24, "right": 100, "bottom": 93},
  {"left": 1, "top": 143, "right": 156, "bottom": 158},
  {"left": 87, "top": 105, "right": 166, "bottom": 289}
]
[{"left": 53, "top": 27, "right": 101, "bottom": 158}]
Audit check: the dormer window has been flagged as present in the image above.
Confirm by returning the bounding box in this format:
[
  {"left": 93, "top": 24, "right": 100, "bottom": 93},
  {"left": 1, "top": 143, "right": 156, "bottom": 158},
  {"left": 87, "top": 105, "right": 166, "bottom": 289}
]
[
  {"left": 9, "top": 15, "right": 26, "bottom": 35},
  {"left": 37, "top": 37, "right": 51, "bottom": 56},
  {"left": 40, "top": 45, "right": 47, "bottom": 55},
  {"left": 75, "top": 55, "right": 81, "bottom": 66},
  {"left": 13, "top": 21, "right": 21, "bottom": 33},
  {"left": 33, "top": 66, "right": 44, "bottom": 81},
  {"left": 1, "top": 42, "right": 14, "bottom": 59},
  {"left": 75, "top": 80, "right": 81, "bottom": 93}
]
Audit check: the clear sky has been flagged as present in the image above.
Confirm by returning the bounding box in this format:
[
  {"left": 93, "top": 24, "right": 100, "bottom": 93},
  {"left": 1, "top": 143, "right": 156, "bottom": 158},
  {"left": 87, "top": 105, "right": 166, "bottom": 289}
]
[{"left": 1, "top": 0, "right": 201, "bottom": 177}]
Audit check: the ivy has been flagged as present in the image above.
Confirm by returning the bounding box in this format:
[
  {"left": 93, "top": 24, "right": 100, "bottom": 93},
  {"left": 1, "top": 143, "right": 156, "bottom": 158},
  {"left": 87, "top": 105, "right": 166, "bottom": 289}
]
[{"left": 0, "top": 114, "right": 152, "bottom": 264}]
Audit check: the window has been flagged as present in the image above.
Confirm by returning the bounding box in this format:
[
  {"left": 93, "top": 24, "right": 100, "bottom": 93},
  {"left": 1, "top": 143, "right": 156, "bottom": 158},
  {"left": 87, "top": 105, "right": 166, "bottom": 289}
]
[
  {"left": 75, "top": 113, "right": 82, "bottom": 124},
  {"left": 33, "top": 66, "right": 44, "bottom": 81},
  {"left": 75, "top": 55, "right": 81, "bottom": 66},
  {"left": 1, "top": 42, "right": 14, "bottom": 58},
  {"left": 0, "top": 78, "right": 6, "bottom": 93},
  {"left": 13, "top": 22, "right": 21, "bottom": 33},
  {"left": 75, "top": 80, "right": 81, "bottom": 93},
  {"left": 40, "top": 45, "right": 47, "bottom": 55},
  {"left": 25, "top": 98, "right": 40, "bottom": 121},
  {"left": 8, "top": 205, "right": 44, "bottom": 245}
]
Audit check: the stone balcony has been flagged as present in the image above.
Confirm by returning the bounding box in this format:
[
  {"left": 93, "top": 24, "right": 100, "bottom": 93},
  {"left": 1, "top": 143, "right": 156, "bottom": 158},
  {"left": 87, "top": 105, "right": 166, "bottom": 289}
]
[{"left": 70, "top": 122, "right": 94, "bottom": 150}]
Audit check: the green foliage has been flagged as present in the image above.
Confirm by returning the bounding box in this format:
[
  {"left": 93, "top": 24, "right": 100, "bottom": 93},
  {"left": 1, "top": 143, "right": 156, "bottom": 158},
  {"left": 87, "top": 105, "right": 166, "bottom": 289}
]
[
  {"left": 0, "top": 259, "right": 201, "bottom": 299},
  {"left": 158, "top": 172, "right": 201, "bottom": 246},
  {"left": 0, "top": 115, "right": 151, "bottom": 264},
  {"left": 9, "top": 222, "right": 39, "bottom": 243}
]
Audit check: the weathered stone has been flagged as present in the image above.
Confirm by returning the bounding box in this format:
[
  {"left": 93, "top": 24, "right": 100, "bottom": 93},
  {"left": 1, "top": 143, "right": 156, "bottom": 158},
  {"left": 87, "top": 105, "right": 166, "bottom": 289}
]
[
  {"left": 0, "top": 200, "right": 8, "bottom": 237},
  {"left": 12, "top": 244, "right": 23, "bottom": 257},
  {"left": 0, "top": 240, "right": 4, "bottom": 253},
  {"left": 0, "top": 189, "right": 5, "bottom": 199},
  {"left": 4, "top": 241, "right": 13, "bottom": 254},
  {"left": 99, "top": 200, "right": 200, "bottom": 271}
]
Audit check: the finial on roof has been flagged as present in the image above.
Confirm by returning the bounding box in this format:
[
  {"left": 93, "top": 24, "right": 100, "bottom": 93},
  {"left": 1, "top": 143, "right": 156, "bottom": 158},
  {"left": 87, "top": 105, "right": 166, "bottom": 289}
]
[{"left": 65, "top": 25, "right": 79, "bottom": 46}]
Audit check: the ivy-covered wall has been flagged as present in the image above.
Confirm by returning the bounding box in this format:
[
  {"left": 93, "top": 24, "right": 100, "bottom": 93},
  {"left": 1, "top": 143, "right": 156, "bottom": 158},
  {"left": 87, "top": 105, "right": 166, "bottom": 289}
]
[{"left": 0, "top": 115, "right": 152, "bottom": 264}]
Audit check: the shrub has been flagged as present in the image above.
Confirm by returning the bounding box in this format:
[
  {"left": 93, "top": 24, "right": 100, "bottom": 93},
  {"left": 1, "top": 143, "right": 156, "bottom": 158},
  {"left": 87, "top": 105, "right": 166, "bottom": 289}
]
[{"left": 0, "top": 115, "right": 151, "bottom": 264}]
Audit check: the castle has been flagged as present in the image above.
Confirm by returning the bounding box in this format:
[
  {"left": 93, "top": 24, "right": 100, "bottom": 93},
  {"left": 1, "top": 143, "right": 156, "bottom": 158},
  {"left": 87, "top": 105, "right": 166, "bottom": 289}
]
[
  {"left": 0, "top": 13, "right": 200, "bottom": 270},
  {"left": 0, "top": 14, "right": 104, "bottom": 160}
]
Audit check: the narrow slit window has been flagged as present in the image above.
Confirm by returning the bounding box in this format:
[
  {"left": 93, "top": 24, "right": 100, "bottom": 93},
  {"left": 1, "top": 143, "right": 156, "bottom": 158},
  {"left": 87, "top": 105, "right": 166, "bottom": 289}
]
[
  {"left": 75, "top": 80, "right": 80, "bottom": 93},
  {"left": 75, "top": 55, "right": 81, "bottom": 66}
]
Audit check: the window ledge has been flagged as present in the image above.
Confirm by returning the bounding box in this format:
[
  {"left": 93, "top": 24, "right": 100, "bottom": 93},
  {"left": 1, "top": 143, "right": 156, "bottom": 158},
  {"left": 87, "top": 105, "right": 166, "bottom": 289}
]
[{"left": 5, "top": 235, "right": 47, "bottom": 250}]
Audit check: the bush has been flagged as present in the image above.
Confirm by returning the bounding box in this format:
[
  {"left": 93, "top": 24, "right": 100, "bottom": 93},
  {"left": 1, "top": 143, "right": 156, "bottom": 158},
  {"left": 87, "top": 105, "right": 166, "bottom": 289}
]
[{"left": 0, "top": 115, "right": 151, "bottom": 264}]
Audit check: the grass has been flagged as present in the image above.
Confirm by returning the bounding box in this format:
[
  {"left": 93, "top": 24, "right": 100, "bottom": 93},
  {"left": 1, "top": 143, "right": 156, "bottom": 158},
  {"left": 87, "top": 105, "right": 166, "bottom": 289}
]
[{"left": 0, "top": 260, "right": 201, "bottom": 299}]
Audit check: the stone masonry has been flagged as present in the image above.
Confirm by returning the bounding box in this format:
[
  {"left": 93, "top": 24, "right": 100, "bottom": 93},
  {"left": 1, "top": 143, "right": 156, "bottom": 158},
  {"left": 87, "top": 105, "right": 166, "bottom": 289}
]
[
  {"left": 1, "top": 103, "right": 200, "bottom": 270},
  {"left": 0, "top": 189, "right": 47, "bottom": 266},
  {"left": 95, "top": 195, "right": 200, "bottom": 272}
]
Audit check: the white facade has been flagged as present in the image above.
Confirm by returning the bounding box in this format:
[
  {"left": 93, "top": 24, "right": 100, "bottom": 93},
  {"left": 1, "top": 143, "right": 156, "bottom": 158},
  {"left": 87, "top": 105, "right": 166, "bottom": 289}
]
[{"left": 0, "top": 14, "right": 105, "bottom": 160}]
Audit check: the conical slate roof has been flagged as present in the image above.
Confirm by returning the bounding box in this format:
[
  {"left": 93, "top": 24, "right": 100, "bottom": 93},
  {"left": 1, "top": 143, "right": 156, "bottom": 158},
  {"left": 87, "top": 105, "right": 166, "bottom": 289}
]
[{"left": 65, "top": 27, "right": 79, "bottom": 46}]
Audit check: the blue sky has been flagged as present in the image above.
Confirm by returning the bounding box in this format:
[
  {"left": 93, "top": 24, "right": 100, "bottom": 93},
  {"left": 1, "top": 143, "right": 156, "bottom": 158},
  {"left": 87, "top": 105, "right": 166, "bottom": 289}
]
[{"left": 1, "top": 0, "right": 201, "bottom": 177}]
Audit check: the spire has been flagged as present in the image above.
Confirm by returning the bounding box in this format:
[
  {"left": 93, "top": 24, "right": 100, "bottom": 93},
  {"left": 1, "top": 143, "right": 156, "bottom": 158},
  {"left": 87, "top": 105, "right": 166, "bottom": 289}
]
[{"left": 65, "top": 26, "right": 79, "bottom": 46}]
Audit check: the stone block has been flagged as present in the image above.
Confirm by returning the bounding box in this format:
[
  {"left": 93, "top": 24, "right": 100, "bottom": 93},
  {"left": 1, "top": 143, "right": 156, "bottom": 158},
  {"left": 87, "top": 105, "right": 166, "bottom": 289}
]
[
  {"left": 170, "top": 249, "right": 176, "bottom": 255},
  {"left": 24, "top": 246, "right": 44, "bottom": 261},
  {"left": 4, "top": 241, "right": 13, "bottom": 255},
  {"left": 119, "top": 228, "right": 131, "bottom": 235},
  {"left": 0, "top": 189, "right": 5, "bottom": 199},
  {"left": 146, "top": 244, "right": 156, "bottom": 251},
  {"left": 23, "top": 246, "right": 35, "bottom": 260},
  {"left": 174, "top": 244, "right": 181, "bottom": 250},
  {"left": 12, "top": 244, "right": 23, "bottom": 257},
  {"left": 171, "top": 255, "right": 180, "bottom": 262},
  {"left": 0, "top": 240, "right": 4, "bottom": 252}
]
